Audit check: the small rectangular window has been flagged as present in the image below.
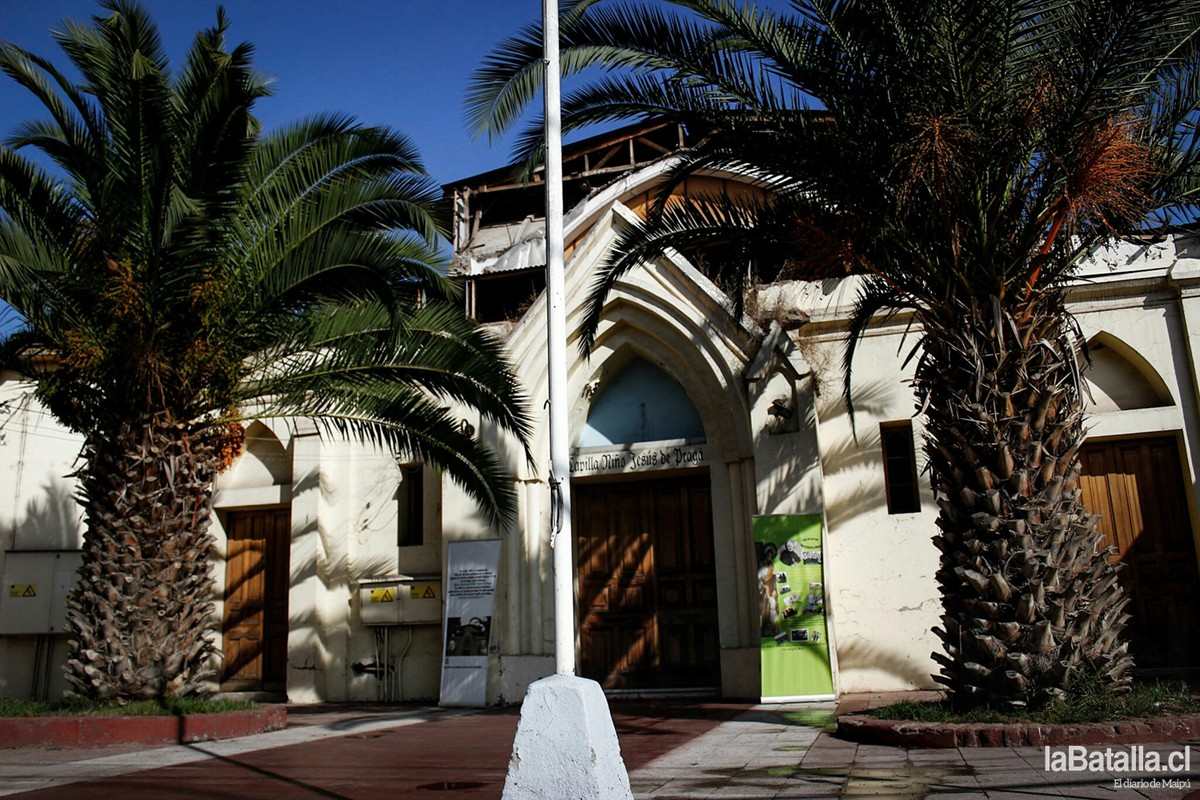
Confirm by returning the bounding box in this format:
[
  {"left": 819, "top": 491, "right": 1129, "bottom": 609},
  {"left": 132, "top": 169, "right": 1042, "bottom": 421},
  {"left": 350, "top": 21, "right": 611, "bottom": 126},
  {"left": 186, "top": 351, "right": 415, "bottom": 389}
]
[
  {"left": 467, "top": 268, "right": 546, "bottom": 323},
  {"left": 397, "top": 464, "right": 424, "bottom": 548},
  {"left": 881, "top": 422, "right": 921, "bottom": 514}
]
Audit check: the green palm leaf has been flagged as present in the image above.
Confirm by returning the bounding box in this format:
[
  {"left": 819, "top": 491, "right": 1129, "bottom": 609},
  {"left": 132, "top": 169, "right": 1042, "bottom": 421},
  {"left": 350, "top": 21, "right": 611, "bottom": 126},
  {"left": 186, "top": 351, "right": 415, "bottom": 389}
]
[
  {"left": 472, "top": 0, "right": 1200, "bottom": 709},
  {"left": 0, "top": 1, "right": 531, "bottom": 701}
]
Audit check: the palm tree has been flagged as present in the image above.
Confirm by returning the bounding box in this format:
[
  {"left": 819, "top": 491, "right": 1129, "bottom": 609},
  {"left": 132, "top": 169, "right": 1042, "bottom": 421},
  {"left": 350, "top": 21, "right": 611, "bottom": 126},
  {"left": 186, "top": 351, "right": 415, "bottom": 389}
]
[
  {"left": 0, "top": 1, "right": 530, "bottom": 701},
  {"left": 468, "top": 0, "right": 1200, "bottom": 709}
]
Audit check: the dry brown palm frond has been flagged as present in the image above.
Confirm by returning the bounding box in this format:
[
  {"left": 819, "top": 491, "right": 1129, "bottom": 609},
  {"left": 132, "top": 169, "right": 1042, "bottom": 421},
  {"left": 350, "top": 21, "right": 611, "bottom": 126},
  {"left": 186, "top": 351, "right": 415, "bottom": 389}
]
[
  {"left": 891, "top": 110, "right": 976, "bottom": 207},
  {"left": 778, "top": 215, "right": 858, "bottom": 280},
  {"left": 1027, "top": 116, "right": 1156, "bottom": 294},
  {"left": 214, "top": 418, "right": 245, "bottom": 473},
  {"left": 1060, "top": 115, "right": 1157, "bottom": 234}
]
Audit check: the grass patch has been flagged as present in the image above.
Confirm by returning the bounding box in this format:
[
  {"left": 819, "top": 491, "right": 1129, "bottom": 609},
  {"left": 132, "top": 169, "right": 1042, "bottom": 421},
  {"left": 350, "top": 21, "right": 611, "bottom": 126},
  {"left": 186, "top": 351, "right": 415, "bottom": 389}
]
[
  {"left": 782, "top": 708, "right": 838, "bottom": 733},
  {"left": 0, "top": 696, "right": 258, "bottom": 718},
  {"left": 873, "top": 676, "right": 1199, "bottom": 725}
]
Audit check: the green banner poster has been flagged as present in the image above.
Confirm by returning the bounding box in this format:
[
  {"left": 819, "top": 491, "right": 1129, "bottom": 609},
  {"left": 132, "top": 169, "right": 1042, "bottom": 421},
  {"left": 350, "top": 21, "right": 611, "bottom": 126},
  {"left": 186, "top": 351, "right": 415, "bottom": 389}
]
[{"left": 754, "top": 514, "right": 835, "bottom": 701}]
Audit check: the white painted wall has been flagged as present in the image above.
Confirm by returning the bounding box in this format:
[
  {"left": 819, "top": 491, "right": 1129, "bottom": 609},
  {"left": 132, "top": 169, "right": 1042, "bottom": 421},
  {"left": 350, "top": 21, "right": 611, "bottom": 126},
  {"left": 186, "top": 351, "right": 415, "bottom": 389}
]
[
  {"left": 0, "top": 378, "right": 84, "bottom": 701},
  {"left": 0, "top": 390, "right": 452, "bottom": 703},
  {"left": 753, "top": 234, "right": 1200, "bottom": 694},
  {"left": 3, "top": 176, "right": 1197, "bottom": 707}
]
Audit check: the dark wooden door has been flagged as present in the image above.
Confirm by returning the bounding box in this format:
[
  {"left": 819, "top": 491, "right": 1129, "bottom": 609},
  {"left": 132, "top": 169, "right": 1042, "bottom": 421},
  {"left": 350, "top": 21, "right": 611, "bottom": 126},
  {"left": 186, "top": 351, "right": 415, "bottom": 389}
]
[
  {"left": 1080, "top": 437, "right": 1200, "bottom": 672},
  {"left": 222, "top": 509, "right": 291, "bottom": 689},
  {"left": 574, "top": 474, "right": 720, "bottom": 690}
]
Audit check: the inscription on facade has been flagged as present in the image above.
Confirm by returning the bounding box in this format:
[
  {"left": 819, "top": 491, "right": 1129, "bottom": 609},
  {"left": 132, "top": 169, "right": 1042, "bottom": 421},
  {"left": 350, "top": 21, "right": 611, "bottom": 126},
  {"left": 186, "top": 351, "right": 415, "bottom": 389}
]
[{"left": 569, "top": 442, "right": 706, "bottom": 476}]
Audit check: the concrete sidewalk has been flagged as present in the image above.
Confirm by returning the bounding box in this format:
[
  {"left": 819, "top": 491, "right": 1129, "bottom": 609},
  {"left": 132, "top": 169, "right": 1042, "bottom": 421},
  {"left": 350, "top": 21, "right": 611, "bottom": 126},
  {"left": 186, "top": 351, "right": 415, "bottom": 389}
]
[{"left": 0, "top": 696, "right": 1197, "bottom": 799}]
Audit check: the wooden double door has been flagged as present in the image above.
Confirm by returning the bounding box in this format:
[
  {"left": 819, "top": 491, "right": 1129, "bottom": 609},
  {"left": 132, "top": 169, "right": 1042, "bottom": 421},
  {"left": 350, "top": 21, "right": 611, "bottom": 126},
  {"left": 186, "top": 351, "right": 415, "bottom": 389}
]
[
  {"left": 221, "top": 508, "right": 291, "bottom": 690},
  {"left": 574, "top": 474, "right": 721, "bottom": 690},
  {"left": 1079, "top": 437, "right": 1200, "bottom": 673}
]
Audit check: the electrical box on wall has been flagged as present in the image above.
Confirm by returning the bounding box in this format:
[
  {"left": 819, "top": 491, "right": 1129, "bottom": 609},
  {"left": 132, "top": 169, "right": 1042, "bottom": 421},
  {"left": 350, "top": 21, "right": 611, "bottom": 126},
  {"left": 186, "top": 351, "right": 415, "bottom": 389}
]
[
  {"left": 358, "top": 574, "right": 441, "bottom": 626},
  {"left": 0, "top": 551, "right": 82, "bottom": 635}
]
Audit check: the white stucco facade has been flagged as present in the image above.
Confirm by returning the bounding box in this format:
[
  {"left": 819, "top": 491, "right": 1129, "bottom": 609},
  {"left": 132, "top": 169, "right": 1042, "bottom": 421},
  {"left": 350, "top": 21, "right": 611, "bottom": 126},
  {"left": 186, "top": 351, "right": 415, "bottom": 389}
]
[{"left": 2, "top": 149, "right": 1198, "bottom": 704}]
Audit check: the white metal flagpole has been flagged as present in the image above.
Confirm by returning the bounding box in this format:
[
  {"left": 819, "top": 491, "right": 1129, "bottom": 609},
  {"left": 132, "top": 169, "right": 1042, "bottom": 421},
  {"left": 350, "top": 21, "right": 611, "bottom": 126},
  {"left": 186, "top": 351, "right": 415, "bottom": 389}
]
[
  {"left": 542, "top": 0, "right": 575, "bottom": 678},
  {"left": 500, "top": 3, "right": 633, "bottom": 797}
]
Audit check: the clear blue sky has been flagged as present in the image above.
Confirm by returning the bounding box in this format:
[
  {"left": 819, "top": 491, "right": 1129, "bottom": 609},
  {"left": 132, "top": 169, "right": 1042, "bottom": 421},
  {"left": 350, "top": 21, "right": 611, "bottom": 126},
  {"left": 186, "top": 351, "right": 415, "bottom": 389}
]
[
  {"left": 0, "top": 0, "right": 547, "bottom": 188},
  {"left": 0, "top": 0, "right": 567, "bottom": 335},
  {"left": 0, "top": 0, "right": 794, "bottom": 336}
]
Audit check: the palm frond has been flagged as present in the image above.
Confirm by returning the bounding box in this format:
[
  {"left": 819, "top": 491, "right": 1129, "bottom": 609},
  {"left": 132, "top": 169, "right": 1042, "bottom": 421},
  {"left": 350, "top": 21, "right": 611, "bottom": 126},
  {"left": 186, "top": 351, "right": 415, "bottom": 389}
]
[
  {"left": 0, "top": 1, "right": 529, "bottom": 524},
  {"left": 0, "top": 44, "right": 103, "bottom": 185},
  {"left": 841, "top": 276, "right": 911, "bottom": 434}
]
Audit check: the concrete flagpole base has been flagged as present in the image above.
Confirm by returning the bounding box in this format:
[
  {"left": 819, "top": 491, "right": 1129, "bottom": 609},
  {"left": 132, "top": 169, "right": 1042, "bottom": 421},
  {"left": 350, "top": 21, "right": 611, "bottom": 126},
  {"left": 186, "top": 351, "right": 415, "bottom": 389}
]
[{"left": 501, "top": 673, "right": 634, "bottom": 800}]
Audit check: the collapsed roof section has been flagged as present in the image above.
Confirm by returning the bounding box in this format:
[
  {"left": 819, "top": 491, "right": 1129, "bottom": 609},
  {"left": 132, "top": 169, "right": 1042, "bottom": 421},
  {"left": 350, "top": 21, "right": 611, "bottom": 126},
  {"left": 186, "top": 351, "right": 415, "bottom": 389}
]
[
  {"left": 445, "top": 121, "right": 707, "bottom": 323},
  {"left": 447, "top": 119, "right": 693, "bottom": 271}
]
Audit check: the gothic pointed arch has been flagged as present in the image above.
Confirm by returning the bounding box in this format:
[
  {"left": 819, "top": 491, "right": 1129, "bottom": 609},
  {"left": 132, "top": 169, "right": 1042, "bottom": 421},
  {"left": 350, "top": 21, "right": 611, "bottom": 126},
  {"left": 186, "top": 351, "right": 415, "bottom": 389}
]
[
  {"left": 1083, "top": 332, "right": 1174, "bottom": 412},
  {"left": 222, "top": 421, "right": 293, "bottom": 488},
  {"left": 578, "top": 353, "right": 705, "bottom": 447}
]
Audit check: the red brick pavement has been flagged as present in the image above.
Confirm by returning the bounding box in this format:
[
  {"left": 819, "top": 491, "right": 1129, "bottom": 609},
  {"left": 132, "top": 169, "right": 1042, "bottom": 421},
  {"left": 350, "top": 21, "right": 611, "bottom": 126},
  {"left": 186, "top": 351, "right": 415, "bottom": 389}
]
[{"left": 10, "top": 702, "right": 745, "bottom": 800}]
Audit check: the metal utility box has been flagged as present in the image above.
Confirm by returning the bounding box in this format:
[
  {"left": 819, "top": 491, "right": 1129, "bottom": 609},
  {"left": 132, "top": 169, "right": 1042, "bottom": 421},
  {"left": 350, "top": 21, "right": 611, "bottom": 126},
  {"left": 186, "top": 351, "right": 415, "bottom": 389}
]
[
  {"left": 358, "top": 574, "right": 441, "bottom": 626},
  {"left": 0, "top": 551, "right": 82, "bottom": 635}
]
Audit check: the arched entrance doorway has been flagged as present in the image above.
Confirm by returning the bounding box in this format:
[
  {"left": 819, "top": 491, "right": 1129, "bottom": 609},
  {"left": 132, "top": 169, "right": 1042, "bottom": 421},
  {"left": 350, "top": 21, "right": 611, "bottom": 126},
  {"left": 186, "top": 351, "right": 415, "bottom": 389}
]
[
  {"left": 1078, "top": 334, "right": 1200, "bottom": 675},
  {"left": 214, "top": 421, "right": 294, "bottom": 693},
  {"left": 575, "top": 473, "right": 718, "bottom": 690},
  {"left": 221, "top": 507, "right": 290, "bottom": 690},
  {"left": 571, "top": 357, "right": 721, "bottom": 691}
]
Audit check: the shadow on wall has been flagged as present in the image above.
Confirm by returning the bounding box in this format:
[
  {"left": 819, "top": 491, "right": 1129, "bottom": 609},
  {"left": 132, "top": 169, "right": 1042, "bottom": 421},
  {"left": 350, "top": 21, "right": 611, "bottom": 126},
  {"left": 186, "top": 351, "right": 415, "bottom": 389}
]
[
  {"left": 212, "top": 496, "right": 404, "bottom": 689},
  {"left": 273, "top": 435, "right": 503, "bottom": 699},
  {"left": 15, "top": 478, "right": 84, "bottom": 551},
  {"left": 835, "top": 634, "right": 940, "bottom": 691},
  {"left": 815, "top": 378, "right": 894, "bottom": 534},
  {"left": 753, "top": 378, "right": 824, "bottom": 515},
  {"left": 301, "top": 550, "right": 442, "bottom": 700},
  {"left": 281, "top": 552, "right": 401, "bottom": 658},
  {"left": 812, "top": 376, "right": 945, "bottom": 690}
]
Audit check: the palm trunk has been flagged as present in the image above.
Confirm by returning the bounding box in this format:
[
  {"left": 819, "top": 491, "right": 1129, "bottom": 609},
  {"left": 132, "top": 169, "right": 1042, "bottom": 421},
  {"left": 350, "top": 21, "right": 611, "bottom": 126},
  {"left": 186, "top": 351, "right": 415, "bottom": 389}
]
[
  {"left": 64, "top": 415, "right": 220, "bottom": 700},
  {"left": 919, "top": 291, "right": 1133, "bottom": 710}
]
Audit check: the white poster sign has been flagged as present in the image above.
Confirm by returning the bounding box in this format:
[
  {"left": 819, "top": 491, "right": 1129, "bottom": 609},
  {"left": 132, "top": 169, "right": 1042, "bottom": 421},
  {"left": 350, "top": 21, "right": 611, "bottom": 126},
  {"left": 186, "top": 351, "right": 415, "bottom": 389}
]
[{"left": 438, "top": 539, "right": 501, "bottom": 707}]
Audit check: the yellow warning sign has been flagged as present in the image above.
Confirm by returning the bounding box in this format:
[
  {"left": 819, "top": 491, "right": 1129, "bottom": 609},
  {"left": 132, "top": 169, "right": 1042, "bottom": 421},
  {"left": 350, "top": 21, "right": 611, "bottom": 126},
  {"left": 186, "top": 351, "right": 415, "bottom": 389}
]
[
  {"left": 369, "top": 588, "right": 395, "bottom": 603},
  {"left": 9, "top": 584, "right": 36, "bottom": 598},
  {"left": 410, "top": 584, "right": 437, "bottom": 600}
]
